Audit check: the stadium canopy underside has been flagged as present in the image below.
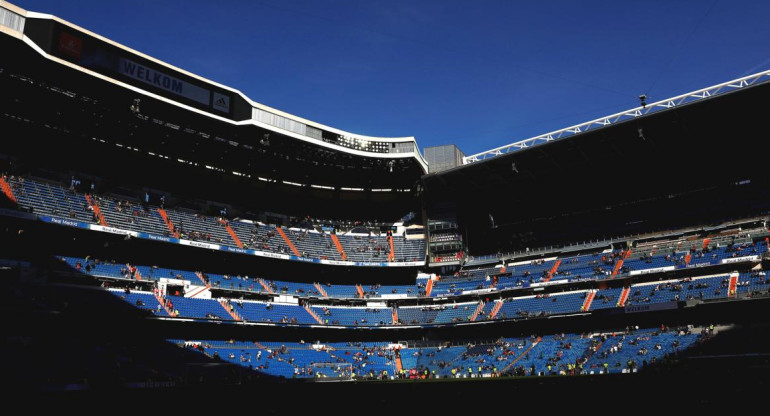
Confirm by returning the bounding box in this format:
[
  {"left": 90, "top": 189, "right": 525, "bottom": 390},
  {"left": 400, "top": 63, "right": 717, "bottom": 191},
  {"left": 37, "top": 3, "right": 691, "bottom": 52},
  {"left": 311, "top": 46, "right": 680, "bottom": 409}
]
[{"left": 0, "top": 32, "right": 423, "bottom": 220}]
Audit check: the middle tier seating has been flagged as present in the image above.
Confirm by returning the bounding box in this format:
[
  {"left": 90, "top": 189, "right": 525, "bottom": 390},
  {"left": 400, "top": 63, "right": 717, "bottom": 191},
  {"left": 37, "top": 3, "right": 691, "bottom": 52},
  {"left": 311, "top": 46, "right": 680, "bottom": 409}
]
[
  {"left": 60, "top": 233, "right": 767, "bottom": 308},
  {"left": 79, "top": 263, "right": 767, "bottom": 328}
]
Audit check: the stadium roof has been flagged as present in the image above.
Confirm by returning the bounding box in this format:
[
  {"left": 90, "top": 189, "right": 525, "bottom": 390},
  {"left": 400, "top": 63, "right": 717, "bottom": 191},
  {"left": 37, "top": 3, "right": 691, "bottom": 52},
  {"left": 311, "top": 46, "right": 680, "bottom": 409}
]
[
  {"left": 464, "top": 69, "right": 770, "bottom": 164},
  {"left": 0, "top": 1, "right": 428, "bottom": 174},
  {"left": 424, "top": 73, "right": 770, "bottom": 254}
]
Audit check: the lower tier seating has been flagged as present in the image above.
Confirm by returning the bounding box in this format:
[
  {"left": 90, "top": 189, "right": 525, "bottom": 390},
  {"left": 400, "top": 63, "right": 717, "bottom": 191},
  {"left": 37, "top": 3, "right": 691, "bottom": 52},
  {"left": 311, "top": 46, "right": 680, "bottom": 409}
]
[{"left": 175, "top": 325, "right": 703, "bottom": 379}]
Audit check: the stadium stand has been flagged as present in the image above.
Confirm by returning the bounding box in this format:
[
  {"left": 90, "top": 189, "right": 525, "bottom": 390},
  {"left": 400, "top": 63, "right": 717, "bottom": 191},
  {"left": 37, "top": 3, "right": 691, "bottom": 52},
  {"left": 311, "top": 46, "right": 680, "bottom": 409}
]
[
  {"left": 5, "top": 1, "right": 770, "bottom": 402},
  {"left": 57, "top": 227, "right": 767, "bottom": 305},
  {"left": 3, "top": 176, "right": 426, "bottom": 265},
  {"left": 60, "top": 253, "right": 767, "bottom": 327},
  {"left": 175, "top": 324, "right": 703, "bottom": 379}
]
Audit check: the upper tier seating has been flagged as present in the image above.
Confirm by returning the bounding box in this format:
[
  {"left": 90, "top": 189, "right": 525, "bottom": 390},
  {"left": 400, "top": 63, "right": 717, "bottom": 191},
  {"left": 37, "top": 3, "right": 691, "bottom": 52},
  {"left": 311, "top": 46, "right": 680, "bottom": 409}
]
[
  {"left": 98, "top": 198, "right": 169, "bottom": 236},
  {"left": 8, "top": 177, "right": 95, "bottom": 224},
  {"left": 5, "top": 176, "right": 425, "bottom": 264}
]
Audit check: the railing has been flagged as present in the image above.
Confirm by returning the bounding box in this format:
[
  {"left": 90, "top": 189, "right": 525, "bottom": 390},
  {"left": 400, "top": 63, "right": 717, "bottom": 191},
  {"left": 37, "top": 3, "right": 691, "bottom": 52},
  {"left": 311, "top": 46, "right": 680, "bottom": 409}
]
[
  {"left": 467, "top": 240, "right": 613, "bottom": 265},
  {"left": 252, "top": 105, "right": 419, "bottom": 157}
]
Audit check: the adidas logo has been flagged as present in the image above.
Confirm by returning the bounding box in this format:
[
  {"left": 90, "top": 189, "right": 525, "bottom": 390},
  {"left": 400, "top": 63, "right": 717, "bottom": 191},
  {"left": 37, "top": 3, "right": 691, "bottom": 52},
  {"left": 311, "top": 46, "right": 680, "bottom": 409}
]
[{"left": 213, "top": 93, "right": 229, "bottom": 112}]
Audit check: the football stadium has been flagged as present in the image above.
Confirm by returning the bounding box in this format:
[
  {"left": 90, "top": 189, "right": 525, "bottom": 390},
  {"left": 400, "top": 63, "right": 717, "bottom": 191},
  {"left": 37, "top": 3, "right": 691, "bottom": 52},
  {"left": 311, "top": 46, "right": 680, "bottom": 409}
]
[{"left": 2, "top": 0, "right": 770, "bottom": 406}]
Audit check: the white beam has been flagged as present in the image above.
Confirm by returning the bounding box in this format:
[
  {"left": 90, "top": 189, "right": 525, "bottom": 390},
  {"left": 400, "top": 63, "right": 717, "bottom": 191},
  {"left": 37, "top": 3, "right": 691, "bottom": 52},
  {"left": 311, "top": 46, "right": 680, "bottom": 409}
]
[{"left": 464, "top": 70, "right": 770, "bottom": 164}]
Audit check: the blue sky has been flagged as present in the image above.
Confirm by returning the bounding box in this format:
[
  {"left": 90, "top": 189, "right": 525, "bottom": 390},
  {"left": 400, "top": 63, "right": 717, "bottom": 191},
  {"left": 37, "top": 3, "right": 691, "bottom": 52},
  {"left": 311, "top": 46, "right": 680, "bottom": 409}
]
[{"left": 15, "top": 0, "right": 770, "bottom": 156}]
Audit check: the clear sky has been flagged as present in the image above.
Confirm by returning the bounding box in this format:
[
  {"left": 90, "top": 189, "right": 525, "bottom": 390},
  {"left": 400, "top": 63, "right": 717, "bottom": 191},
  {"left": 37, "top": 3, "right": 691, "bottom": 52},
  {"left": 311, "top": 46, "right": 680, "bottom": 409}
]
[{"left": 13, "top": 0, "right": 770, "bottom": 156}]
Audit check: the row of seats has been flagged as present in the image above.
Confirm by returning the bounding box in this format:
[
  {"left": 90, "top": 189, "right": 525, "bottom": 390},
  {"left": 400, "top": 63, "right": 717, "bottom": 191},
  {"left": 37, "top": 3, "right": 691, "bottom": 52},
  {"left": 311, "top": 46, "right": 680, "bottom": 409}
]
[
  {"left": 60, "top": 247, "right": 765, "bottom": 314},
  {"left": 174, "top": 325, "right": 703, "bottom": 379},
  {"left": 61, "top": 256, "right": 425, "bottom": 297},
  {"left": 100, "top": 271, "right": 767, "bottom": 327},
  {"left": 8, "top": 177, "right": 95, "bottom": 224},
  {"left": 4, "top": 176, "right": 425, "bottom": 264},
  {"left": 59, "top": 233, "right": 765, "bottom": 303},
  {"left": 434, "top": 241, "right": 766, "bottom": 297}
]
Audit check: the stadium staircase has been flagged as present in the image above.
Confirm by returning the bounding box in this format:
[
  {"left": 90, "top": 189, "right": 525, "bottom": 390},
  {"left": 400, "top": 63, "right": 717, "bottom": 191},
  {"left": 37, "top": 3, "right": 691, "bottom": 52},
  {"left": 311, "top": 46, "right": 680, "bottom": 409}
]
[
  {"left": 729, "top": 273, "right": 739, "bottom": 298},
  {"left": 395, "top": 349, "right": 403, "bottom": 372},
  {"left": 489, "top": 276, "right": 498, "bottom": 288},
  {"left": 131, "top": 265, "right": 142, "bottom": 281},
  {"left": 330, "top": 234, "right": 347, "bottom": 260},
  {"left": 219, "top": 300, "right": 242, "bottom": 321},
  {"left": 425, "top": 275, "right": 438, "bottom": 297},
  {"left": 0, "top": 177, "right": 16, "bottom": 203},
  {"left": 545, "top": 260, "right": 561, "bottom": 282},
  {"left": 387, "top": 236, "right": 395, "bottom": 262},
  {"left": 392, "top": 307, "right": 398, "bottom": 325},
  {"left": 611, "top": 258, "right": 624, "bottom": 277},
  {"left": 583, "top": 339, "right": 605, "bottom": 370},
  {"left": 443, "top": 348, "right": 469, "bottom": 367},
  {"left": 84, "top": 194, "right": 107, "bottom": 226},
  {"left": 581, "top": 290, "right": 596, "bottom": 311},
  {"left": 684, "top": 253, "right": 692, "bottom": 265},
  {"left": 470, "top": 302, "right": 485, "bottom": 322},
  {"left": 502, "top": 337, "right": 542, "bottom": 373},
  {"left": 304, "top": 305, "right": 325, "bottom": 325},
  {"left": 489, "top": 300, "right": 504, "bottom": 319},
  {"left": 276, "top": 227, "right": 301, "bottom": 257},
  {"left": 314, "top": 283, "right": 329, "bottom": 298},
  {"left": 356, "top": 284, "right": 365, "bottom": 299},
  {"left": 225, "top": 224, "right": 244, "bottom": 248},
  {"left": 194, "top": 271, "right": 210, "bottom": 287},
  {"left": 258, "top": 278, "right": 274, "bottom": 294},
  {"left": 157, "top": 208, "right": 178, "bottom": 237},
  {"left": 617, "top": 287, "right": 631, "bottom": 307},
  {"left": 153, "top": 292, "right": 173, "bottom": 316}
]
